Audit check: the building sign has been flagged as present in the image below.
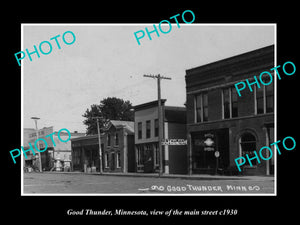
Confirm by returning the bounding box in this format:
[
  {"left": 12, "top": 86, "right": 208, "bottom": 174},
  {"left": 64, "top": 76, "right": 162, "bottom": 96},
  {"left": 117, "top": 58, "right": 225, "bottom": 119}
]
[
  {"left": 162, "top": 139, "right": 187, "bottom": 145},
  {"left": 204, "top": 133, "right": 215, "bottom": 151}
]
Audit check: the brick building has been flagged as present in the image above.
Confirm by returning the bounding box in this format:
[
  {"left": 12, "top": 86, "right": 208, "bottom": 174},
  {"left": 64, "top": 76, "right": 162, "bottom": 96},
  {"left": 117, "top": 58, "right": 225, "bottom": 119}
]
[{"left": 185, "top": 45, "right": 275, "bottom": 175}]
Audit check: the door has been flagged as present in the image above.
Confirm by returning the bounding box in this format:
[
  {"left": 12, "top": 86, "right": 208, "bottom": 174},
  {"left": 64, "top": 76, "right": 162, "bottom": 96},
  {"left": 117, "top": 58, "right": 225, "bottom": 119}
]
[
  {"left": 143, "top": 144, "right": 154, "bottom": 173},
  {"left": 110, "top": 152, "right": 115, "bottom": 171}
]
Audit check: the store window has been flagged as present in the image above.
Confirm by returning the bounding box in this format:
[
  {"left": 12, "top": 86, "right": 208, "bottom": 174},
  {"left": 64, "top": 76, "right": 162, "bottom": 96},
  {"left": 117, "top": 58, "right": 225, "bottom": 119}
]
[
  {"left": 136, "top": 145, "right": 143, "bottom": 165},
  {"left": 239, "top": 132, "right": 257, "bottom": 167}
]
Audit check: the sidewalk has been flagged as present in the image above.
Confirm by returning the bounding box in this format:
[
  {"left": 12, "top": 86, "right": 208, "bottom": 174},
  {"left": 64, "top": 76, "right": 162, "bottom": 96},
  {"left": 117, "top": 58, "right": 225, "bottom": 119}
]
[{"left": 44, "top": 171, "right": 275, "bottom": 181}]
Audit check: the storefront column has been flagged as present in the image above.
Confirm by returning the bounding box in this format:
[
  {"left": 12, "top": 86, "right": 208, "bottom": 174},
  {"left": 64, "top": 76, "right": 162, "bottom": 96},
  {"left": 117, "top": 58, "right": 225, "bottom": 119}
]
[
  {"left": 188, "top": 132, "right": 192, "bottom": 175},
  {"left": 81, "top": 146, "right": 86, "bottom": 172},
  {"left": 263, "top": 126, "right": 270, "bottom": 175}
]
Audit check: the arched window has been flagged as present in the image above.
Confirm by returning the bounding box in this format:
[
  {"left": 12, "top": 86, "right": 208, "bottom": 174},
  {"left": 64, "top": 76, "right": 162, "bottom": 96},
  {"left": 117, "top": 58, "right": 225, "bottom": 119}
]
[{"left": 239, "top": 132, "right": 257, "bottom": 166}]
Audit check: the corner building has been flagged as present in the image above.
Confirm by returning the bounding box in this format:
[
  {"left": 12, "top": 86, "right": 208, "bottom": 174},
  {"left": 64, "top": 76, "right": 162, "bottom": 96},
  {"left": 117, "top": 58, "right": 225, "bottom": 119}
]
[{"left": 185, "top": 45, "right": 275, "bottom": 175}]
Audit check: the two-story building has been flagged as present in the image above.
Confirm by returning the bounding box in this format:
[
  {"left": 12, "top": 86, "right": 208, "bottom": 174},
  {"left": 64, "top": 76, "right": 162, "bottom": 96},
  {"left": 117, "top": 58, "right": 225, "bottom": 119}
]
[
  {"left": 133, "top": 100, "right": 187, "bottom": 174},
  {"left": 185, "top": 45, "right": 275, "bottom": 175},
  {"left": 71, "top": 120, "right": 135, "bottom": 173}
]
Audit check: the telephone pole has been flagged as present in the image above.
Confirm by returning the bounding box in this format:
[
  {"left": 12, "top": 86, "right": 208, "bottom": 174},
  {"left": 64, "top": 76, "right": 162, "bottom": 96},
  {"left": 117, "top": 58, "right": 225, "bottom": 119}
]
[
  {"left": 91, "top": 116, "right": 103, "bottom": 174},
  {"left": 143, "top": 74, "right": 171, "bottom": 176},
  {"left": 31, "top": 117, "right": 42, "bottom": 172}
]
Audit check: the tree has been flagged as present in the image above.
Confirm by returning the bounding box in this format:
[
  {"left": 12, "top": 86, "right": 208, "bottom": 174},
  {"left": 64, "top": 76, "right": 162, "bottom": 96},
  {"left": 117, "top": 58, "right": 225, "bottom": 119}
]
[{"left": 82, "top": 97, "right": 134, "bottom": 135}]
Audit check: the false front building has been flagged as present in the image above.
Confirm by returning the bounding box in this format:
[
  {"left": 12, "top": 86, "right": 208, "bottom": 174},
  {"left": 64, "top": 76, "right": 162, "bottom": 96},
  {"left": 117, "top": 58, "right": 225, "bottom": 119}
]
[
  {"left": 23, "top": 127, "right": 84, "bottom": 171},
  {"left": 133, "top": 100, "right": 187, "bottom": 174},
  {"left": 185, "top": 45, "right": 275, "bottom": 175}
]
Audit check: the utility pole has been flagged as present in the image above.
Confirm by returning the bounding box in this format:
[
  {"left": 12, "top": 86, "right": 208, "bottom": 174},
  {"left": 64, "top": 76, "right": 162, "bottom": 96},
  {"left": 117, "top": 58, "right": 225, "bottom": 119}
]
[
  {"left": 31, "top": 117, "right": 42, "bottom": 172},
  {"left": 143, "top": 74, "right": 171, "bottom": 176},
  {"left": 92, "top": 116, "right": 103, "bottom": 174}
]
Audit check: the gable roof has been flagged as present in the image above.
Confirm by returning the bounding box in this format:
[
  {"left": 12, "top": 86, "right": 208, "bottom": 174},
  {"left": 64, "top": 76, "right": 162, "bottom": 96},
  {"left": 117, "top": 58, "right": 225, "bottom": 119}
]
[{"left": 105, "top": 120, "right": 134, "bottom": 134}]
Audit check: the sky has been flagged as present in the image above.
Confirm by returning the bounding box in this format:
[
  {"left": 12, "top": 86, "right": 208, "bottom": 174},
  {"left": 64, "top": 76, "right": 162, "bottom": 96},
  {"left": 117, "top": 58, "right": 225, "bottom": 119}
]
[{"left": 22, "top": 24, "right": 275, "bottom": 133}]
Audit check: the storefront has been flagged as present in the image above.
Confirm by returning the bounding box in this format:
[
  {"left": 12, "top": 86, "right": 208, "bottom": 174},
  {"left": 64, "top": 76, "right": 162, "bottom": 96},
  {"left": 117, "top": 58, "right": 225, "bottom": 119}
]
[
  {"left": 191, "top": 129, "right": 229, "bottom": 174},
  {"left": 133, "top": 100, "right": 187, "bottom": 174},
  {"left": 71, "top": 135, "right": 102, "bottom": 172},
  {"left": 185, "top": 45, "right": 275, "bottom": 175}
]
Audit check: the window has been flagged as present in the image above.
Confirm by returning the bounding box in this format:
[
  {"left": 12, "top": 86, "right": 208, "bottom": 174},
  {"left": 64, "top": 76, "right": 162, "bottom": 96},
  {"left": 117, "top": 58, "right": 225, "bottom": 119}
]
[
  {"left": 266, "top": 82, "right": 274, "bottom": 113},
  {"left": 223, "top": 87, "right": 238, "bottom": 119},
  {"left": 255, "top": 74, "right": 274, "bottom": 114},
  {"left": 115, "top": 133, "right": 119, "bottom": 146},
  {"left": 116, "top": 152, "right": 121, "bottom": 168},
  {"left": 195, "top": 94, "right": 202, "bottom": 122},
  {"left": 195, "top": 92, "right": 208, "bottom": 123},
  {"left": 154, "top": 119, "right": 159, "bottom": 137},
  {"left": 138, "top": 122, "right": 142, "bottom": 139},
  {"left": 137, "top": 145, "right": 143, "bottom": 165},
  {"left": 256, "top": 86, "right": 264, "bottom": 114},
  {"left": 104, "top": 153, "right": 109, "bottom": 168},
  {"left": 146, "top": 120, "right": 151, "bottom": 138},
  {"left": 239, "top": 132, "right": 257, "bottom": 167},
  {"left": 231, "top": 87, "right": 238, "bottom": 118},
  {"left": 203, "top": 93, "right": 208, "bottom": 121},
  {"left": 223, "top": 88, "right": 230, "bottom": 119},
  {"left": 107, "top": 134, "right": 111, "bottom": 146}
]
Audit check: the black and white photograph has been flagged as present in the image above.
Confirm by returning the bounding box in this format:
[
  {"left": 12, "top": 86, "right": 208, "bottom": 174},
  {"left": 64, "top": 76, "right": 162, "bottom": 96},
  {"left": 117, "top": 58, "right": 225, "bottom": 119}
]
[
  {"left": 4, "top": 5, "right": 298, "bottom": 224},
  {"left": 20, "top": 24, "right": 276, "bottom": 195}
]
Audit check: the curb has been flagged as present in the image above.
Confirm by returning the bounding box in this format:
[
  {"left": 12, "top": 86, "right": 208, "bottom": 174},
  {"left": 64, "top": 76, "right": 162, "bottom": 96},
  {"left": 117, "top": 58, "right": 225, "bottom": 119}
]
[{"left": 35, "top": 171, "right": 274, "bottom": 181}]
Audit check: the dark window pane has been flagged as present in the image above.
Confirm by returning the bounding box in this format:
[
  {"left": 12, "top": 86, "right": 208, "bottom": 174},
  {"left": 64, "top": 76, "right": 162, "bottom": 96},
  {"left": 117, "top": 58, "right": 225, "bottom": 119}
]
[
  {"left": 240, "top": 133, "right": 257, "bottom": 166},
  {"left": 154, "top": 119, "right": 159, "bottom": 137},
  {"left": 256, "top": 87, "right": 264, "bottom": 114},
  {"left": 138, "top": 122, "right": 142, "bottom": 139},
  {"left": 266, "top": 83, "right": 274, "bottom": 113},
  {"left": 231, "top": 87, "right": 238, "bottom": 118},
  {"left": 196, "top": 109, "right": 202, "bottom": 122},
  {"left": 223, "top": 89, "right": 230, "bottom": 118},
  {"left": 146, "top": 120, "right": 151, "bottom": 138}
]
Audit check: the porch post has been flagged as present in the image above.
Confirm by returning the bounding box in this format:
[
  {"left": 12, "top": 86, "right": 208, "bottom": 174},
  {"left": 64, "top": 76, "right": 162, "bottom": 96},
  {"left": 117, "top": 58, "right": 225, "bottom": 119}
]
[{"left": 123, "top": 131, "right": 128, "bottom": 173}]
